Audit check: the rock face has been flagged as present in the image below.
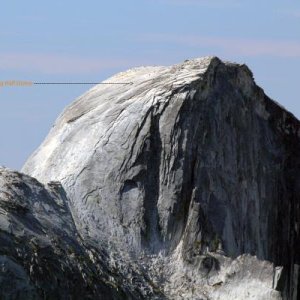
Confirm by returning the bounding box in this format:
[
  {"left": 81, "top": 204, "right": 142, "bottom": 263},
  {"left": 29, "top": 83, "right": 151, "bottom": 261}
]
[
  {"left": 0, "top": 56, "right": 299, "bottom": 299},
  {"left": 0, "top": 167, "right": 143, "bottom": 299}
]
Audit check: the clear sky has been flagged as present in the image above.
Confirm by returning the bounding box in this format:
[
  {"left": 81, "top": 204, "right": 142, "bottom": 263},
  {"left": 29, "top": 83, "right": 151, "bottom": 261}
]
[{"left": 1, "top": 0, "right": 300, "bottom": 170}]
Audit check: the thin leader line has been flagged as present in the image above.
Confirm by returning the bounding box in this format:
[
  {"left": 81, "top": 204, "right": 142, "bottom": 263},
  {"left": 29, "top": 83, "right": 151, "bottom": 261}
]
[{"left": 33, "top": 82, "right": 133, "bottom": 85}]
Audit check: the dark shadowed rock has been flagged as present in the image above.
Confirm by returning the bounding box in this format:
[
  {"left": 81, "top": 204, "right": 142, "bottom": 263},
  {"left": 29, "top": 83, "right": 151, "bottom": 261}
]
[
  {"left": 0, "top": 167, "right": 154, "bottom": 299},
  {"left": 1, "top": 56, "right": 299, "bottom": 299}
]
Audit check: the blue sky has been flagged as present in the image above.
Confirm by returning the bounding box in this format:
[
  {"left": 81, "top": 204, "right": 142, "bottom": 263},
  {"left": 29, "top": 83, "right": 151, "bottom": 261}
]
[{"left": 1, "top": 0, "right": 300, "bottom": 169}]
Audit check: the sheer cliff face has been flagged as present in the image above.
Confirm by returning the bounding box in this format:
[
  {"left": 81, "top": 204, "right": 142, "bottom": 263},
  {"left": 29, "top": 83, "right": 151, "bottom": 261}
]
[
  {"left": 1, "top": 56, "right": 298, "bottom": 299},
  {"left": 20, "top": 58, "right": 273, "bottom": 254}
]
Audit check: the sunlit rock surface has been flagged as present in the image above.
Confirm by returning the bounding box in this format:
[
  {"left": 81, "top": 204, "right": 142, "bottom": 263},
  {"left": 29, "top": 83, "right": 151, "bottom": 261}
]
[{"left": 1, "top": 56, "right": 299, "bottom": 299}]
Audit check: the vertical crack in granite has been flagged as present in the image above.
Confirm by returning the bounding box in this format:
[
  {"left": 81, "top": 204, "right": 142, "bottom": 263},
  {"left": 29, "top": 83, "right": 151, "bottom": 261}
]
[{"left": 139, "top": 109, "right": 163, "bottom": 252}]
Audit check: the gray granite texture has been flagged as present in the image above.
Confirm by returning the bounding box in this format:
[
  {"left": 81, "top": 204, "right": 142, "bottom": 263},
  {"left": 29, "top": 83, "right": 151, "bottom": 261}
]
[{"left": 1, "top": 56, "right": 299, "bottom": 299}]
